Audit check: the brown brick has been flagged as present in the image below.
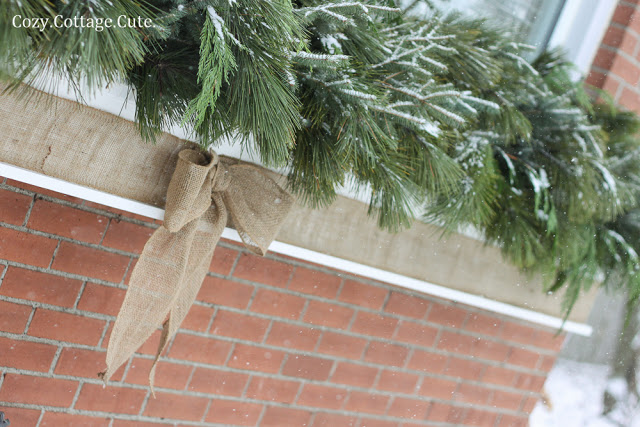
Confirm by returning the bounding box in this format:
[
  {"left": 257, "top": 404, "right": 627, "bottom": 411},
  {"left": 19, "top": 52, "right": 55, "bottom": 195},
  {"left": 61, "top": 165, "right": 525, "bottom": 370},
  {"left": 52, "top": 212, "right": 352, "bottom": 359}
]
[
  {"left": 331, "top": 362, "right": 378, "bottom": 388},
  {"left": 443, "top": 357, "right": 486, "bottom": 381},
  {"left": 210, "top": 310, "right": 269, "bottom": 342},
  {"left": 29, "top": 308, "right": 105, "bottom": 346},
  {"left": 515, "top": 373, "right": 546, "bottom": 393},
  {"left": 209, "top": 246, "right": 239, "bottom": 275},
  {"left": 385, "top": 292, "right": 429, "bottom": 319},
  {"left": 344, "top": 391, "right": 389, "bottom": 415},
  {"left": 197, "top": 276, "right": 253, "bottom": 309},
  {"left": 377, "top": 370, "right": 419, "bottom": 394},
  {"left": 303, "top": 301, "right": 354, "bottom": 329},
  {"left": 289, "top": 267, "right": 341, "bottom": 298},
  {"left": 77, "top": 283, "right": 125, "bottom": 317},
  {"left": 266, "top": 322, "right": 320, "bottom": 351},
  {"left": 181, "top": 304, "right": 214, "bottom": 332},
  {"left": 228, "top": 344, "right": 285, "bottom": 373},
  {"left": 250, "top": 289, "right": 305, "bottom": 320},
  {"left": 102, "top": 220, "right": 154, "bottom": 254},
  {"left": 427, "top": 302, "right": 467, "bottom": 328},
  {"left": 205, "top": 399, "right": 264, "bottom": 426},
  {"left": 481, "top": 365, "right": 518, "bottom": 387},
  {"left": 297, "top": 384, "right": 347, "bottom": 410},
  {"left": 492, "top": 390, "right": 523, "bottom": 411},
  {"left": 312, "top": 413, "right": 357, "bottom": 427},
  {"left": 387, "top": 396, "right": 430, "bottom": 420},
  {"left": 364, "top": 342, "right": 408, "bottom": 367},
  {"left": 0, "top": 189, "right": 31, "bottom": 225},
  {"left": 261, "top": 407, "right": 311, "bottom": 427},
  {"left": 407, "top": 350, "right": 447, "bottom": 374},
  {"left": 2, "top": 267, "right": 82, "bottom": 308},
  {"left": 0, "top": 408, "right": 40, "bottom": 427},
  {"left": 338, "top": 280, "right": 388, "bottom": 310},
  {"left": 55, "top": 348, "right": 123, "bottom": 381},
  {"left": 52, "top": 242, "right": 129, "bottom": 283},
  {"left": 0, "top": 300, "right": 31, "bottom": 334},
  {"left": 168, "top": 334, "right": 232, "bottom": 365},
  {"left": 0, "top": 227, "right": 57, "bottom": 268},
  {"left": 188, "top": 367, "right": 248, "bottom": 396},
  {"left": 0, "top": 337, "right": 57, "bottom": 372},
  {"left": 0, "top": 374, "right": 77, "bottom": 407},
  {"left": 233, "top": 253, "right": 294, "bottom": 287},
  {"left": 144, "top": 392, "right": 208, "bottom": 421},
  {"left": 418, "top": 377, "right": 458, "bottom": 400},
  {"left": 455, "top": 383, "right": 491, "bottom": 405},
  {"left": 351, "top": 312, "right": 398, "bottom": 339},
  {"left": 507, "top": 347, "right": 539, "bottom": 369},
  {"left": 125, "top": 358, "right": 191, "bottom": 390},
  {"left": 40, "top": 413, "right": 110, "bottom": 427},
  {"left": 282, "top": 354, "right": 333, "bottom": 381},
  {"left": 28, "top": 200, "right": 107, "bottom": 244},
  {"left": 75, "top": 383, "right": 146, "bottom": 414},
  {"left": 245, "top": 375, "right": 300, "bottom": 403},
  {"left": 317, "top": 331, "right": 366, "bottom": 359},
  {"left": 463, "top": 408, "right": 498, "bottom": 426},
  {"left": 394, "top": 320, "right": 438, "bottom": 347}
]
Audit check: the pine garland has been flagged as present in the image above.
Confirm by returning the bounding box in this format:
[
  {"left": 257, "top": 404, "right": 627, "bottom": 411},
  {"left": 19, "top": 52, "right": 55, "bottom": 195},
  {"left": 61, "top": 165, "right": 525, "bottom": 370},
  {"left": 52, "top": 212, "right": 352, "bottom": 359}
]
[{"left": 3, "top": 0, "right": 640, "bottom": 316}]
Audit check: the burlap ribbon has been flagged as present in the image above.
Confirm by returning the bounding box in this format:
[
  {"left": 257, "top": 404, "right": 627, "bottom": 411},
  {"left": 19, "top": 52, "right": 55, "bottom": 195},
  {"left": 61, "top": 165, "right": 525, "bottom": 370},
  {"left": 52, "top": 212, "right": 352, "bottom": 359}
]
[{"left": 101, "top": 149, "right": 292, "bottom": 391}]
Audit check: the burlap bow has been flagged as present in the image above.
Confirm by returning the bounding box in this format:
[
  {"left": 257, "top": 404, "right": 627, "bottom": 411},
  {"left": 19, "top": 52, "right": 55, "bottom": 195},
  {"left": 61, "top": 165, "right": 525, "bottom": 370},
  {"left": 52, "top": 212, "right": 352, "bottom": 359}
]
[{"left": 101, "top": 149, "right": 292, "bottom": 391}]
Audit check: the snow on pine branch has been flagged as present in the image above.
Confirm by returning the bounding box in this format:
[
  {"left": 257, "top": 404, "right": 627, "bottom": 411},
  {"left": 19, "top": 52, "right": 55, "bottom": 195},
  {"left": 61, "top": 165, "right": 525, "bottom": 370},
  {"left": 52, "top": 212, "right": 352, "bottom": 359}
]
[{"left": 291, "top": 51, "right": 349, "bottom": 63}]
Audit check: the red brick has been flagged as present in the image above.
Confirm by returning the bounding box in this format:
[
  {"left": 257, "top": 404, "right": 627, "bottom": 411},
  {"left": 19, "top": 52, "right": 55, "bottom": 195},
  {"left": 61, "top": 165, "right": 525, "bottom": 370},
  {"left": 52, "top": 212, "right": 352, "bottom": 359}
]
[
  {"left": 612, "top": 3, "right": 636, "bottom": 26},
  {"left": 426, "top": 402, "right": 455, "bottom": 422},
  {"left": 427, "top": 303, "right": 467, "bottom": 328},
  {"left": 338, "top": 280, "right": 388, "bottom": 310},
  {"left": 515, "top": 373, "right": 546, "bottom": 393},
  {"left": 83, "top": 201, "right": 152, "bottom": 222},
  {"left": 312, "top": 413, "right": 357, "bottom": 427},
  {"left": 77, "top": 283, "right": 125, "bottom": 317},
  {"left": 101, "top": 323, "right": 164, "bottom": 356},
  {"left": 603, "top": 25, "right": 627, "bottom": 48},
  {"left": 209, "top": 246, "right": 238, "bottom": 275},
  {"left": 497, "top": 414, "right": 528, "bottom": 427},
  {"left": 472, "top": 339, "right": 511, "bottom": 363},
  {"left": 331, "top": 362, "right": 378, "bottom": 388},
  {"left": 303, "top": 301, "right": 354, "bottom": 329},
  {"left": 387, "top": 397, "right": 430, "bottom": 419},
  {"left": 364, "top": 342, "right": 408, "bottom": 367},
  {"left": 611, "top": 55, "right": 640, "bottom": 85},
  {"left": 205, "top": 399, "right": 263, "bottom": 425},
  {"left": 261, "top": 407, "right": 311, "bottom": 427},
  {"left": 0, "top": 227, "right": 57, "bottom": 268},
  {"left": 125, "top": 358, "right": 191, "bottom": 390},
  {"left": 40, "top": 413, "right": 109, "bottom": 427},
  {"left": 52, "top": 242, "right": 130, "bottom": 283},
  {"left": 250, "top": 289, "right": 305, "bottom": 320},
  {"left": 245, "top": 376, "right": 300, "bottom": 403},
  {"left": 144, "top": 392, "right": 208, "bottom": 421},
  {"left": 2, "top": 267, "right": 82, "bottom": 308},
  {"left": 75, "top": 383, "right": 146, "bottom": 414},
  {"left": 112, "top": 420, "right": 166, "bottom": 427},
  {"left": 282, "top": 354, "right": 333, "bottom": 381},
  {"left": 394, "top": 321, "right": 438, "bottom": 347},
  {"left": 55, "top": 348, "right": 123, "bottom": 381},
  {"left": 344, "top": 391, "right": 389, "bottom": 415},
  {"left": 443, "top": 357, "right": 486, "bottom": 381},
  {"left": 0, "top": 301, "right": 31, "bottom": 334},
  {"left": 466, "top": 312, "right": 502, "bottom": 336},
  {"left": 289, "top": 267, "right": 341, "bottom": 298},
  {"left": 407, "top": 350, "right": 447, "bottom": 374},
  {"left": 534, "top": 329, "right": 565, "bottom": 352},
  {"left": 437, "top": 331, "right": 478, "bottom": 353},
  {"left": 455, "top": 383, "right": 491, "bottom": 405},
  {"left": 29, "top": 309, "right": 105, "bottom": 345},
  {"left": 7, "top": 180, "right": 82, "bottom": 203},
  {"left": 197, "top": 276, "right": 253, "bottom": 309},
  {"left": 385, "top": 292, "right": 429, "bottom": 319},
  {"left": 507, "top": 347, "right": 539, "bottom": 369},
  {"left": 593, "top": 47, "right": 616, "bottom": 70},
  {"left": 28, "top": 200, "right": 107, "bottom": 244},
  {"left": 102, "top": 220, "right": 154, "bottom": 254},
  {"left": 0, "top": 407, "right": 40, "bottom": 427},
  {"left": 181, "top": 304, "right": 214, "bottom": 332},
  {"left": 0, "top": 189, "right": 31, "bottom": 225},
  {"left": 228, "top": 344, "right": 285, "bottom": 373},
  {"left": 539, "top": 355, "right": 557, "bottom": 372},
  {"left": 233, "top": 253, "right": 294, "bottom": 287},
  {"left": 188, "top": 367, "right": 248, "bottom": 396},
  {"left": 418, "top": 377, "right": 458, "bottom": 400},
  {"left": 317, "top": 331, "right": 366, "bottom": 359},
  {"left": 210, "top": 310, "right": 269, "bottom": 342},
  {"left": 351, "top": 312, "right": 398, "bottom": 339},
  {"left": 445, "top": 405, "right": 466, "bottom": 423},
  {"left": 619, "top": 86, "right": 640, "bottom": 114},
  {"left": 0, "top": 374, "right": 77, "bottom": 407},
  {"left": 481, "top": 365, "right": 518, "bottom": 387},
  {"left": 492, "top": 390, "right": 523, "bottom": 411},
  {"left": 168, "top": 334, "right": 232, "bottom": 365},
  {"left": 521, "top": 396, "right": 539, "bottom": 413},
  {"left": 359, "top": 419, "right": 396, "bottom": 427},
  {"left": 266, "top": 322, "right": 320, "bottom": 351},
  {"left": 377, "top": 370, "right": 419, "bottom": 394},
  {"left": 0, "top": 337, "right": 57, "bottom": 372},
  {"left": 603, "top": 74, "right": 622, "bottom": 97},
  {"left": 297, "top": 384, "right": 347, "bottom": 410},
  {"left": 586, "top": 70, "right": 607, "bottom": 89},
  {"left": 463, "top": 408, "right": 498, "bottom": 426}
]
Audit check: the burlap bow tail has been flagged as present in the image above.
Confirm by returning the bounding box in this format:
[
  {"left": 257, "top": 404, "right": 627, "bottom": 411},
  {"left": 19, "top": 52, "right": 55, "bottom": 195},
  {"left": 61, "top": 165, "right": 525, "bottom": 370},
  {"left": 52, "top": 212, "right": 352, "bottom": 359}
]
[{"left": 101, "top": 149, "right": 292, "bottom": 389}]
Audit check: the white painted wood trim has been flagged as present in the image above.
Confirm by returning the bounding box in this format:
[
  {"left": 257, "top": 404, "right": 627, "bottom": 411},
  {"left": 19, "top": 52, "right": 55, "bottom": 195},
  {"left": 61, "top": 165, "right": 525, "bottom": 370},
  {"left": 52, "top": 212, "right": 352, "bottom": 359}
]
[{"left": 0, "top": 161, "right": 592, "bottom": 336}]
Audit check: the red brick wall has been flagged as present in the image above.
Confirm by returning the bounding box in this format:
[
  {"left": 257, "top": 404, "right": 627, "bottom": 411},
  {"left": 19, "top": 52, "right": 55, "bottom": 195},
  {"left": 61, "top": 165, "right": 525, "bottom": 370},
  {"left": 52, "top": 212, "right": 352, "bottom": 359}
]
[
  {"left": 587, "top": 0, "right": 640, "bottom": 112},
  {"left": 0, "top": 177, "right": 564, "bottom": 427}
]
